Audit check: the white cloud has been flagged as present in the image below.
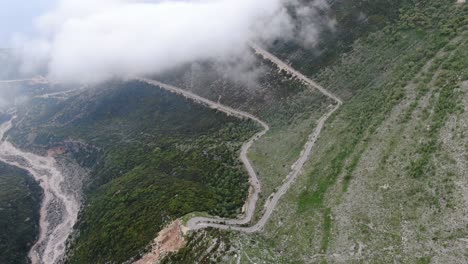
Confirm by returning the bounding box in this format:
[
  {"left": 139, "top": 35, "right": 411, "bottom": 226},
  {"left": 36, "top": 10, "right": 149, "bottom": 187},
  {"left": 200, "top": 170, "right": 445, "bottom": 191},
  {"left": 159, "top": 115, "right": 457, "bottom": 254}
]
[{"left": 15, "top": 0, "right": 327, "bottom": 83}]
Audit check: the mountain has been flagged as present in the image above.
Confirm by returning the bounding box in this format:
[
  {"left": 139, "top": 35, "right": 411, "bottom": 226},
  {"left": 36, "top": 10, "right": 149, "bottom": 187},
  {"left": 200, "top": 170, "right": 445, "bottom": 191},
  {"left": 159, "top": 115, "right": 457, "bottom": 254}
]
[
  {"left": 6, "top": 81, "right": 260, "bottom": 263},
  {"left": 0, "top": 0, "right": 466, "bottom": 263},
  {"left": 161, "top": 0, "right": 468, "bottom": 263}
]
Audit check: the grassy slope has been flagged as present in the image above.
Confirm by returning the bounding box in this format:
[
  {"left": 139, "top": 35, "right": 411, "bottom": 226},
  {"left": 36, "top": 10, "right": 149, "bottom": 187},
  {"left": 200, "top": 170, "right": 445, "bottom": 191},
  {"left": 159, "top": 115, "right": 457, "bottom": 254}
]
[
  {"left": 272, "top": 0, "right": 413, "bottom": 79},
  {"left": 238, "top": 1, "right": 467, "bottom": 263},
  {"left": 0, "top": 162, "right": 42, "bottom": 264},
  {"left": 162, "top": 1, "right": 467, "bottom": 263},
  {"left": 10, "top": 81, "right": 258, "bottom": 263}
]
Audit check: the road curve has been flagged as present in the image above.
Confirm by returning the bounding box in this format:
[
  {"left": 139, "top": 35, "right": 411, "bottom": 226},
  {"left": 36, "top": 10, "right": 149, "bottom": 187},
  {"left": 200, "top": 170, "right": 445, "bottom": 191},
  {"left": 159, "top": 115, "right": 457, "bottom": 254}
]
[
  {"left": 191, "top": 103, "right": 339, "bottom": 233},
  {"left": 140, "top": 45, "right": 342, "bottom": 233},
  {"left": 3, "top": 47, "right": 341, "bottom": 236}
]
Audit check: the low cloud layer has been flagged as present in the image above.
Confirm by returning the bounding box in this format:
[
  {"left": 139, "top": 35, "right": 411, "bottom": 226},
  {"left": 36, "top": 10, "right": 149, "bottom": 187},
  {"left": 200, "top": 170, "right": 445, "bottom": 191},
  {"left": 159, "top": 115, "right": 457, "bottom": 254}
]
[{"left": 14, "top": 0, "right": 329, "bottom": 83}]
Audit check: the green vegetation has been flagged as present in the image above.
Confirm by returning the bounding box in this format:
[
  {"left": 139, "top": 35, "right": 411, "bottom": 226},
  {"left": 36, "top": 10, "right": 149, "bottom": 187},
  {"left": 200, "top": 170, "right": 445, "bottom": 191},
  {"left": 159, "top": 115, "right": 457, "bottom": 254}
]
[
  {"left": 320, "top": 208, "right": 332, "bottom": 252},
  {"left": 409, "top": 46, "right": 467, "bottom": 178},
  {"left": 299, "top": 0, "right": 466, "bottom": 208},
  {"left": 163, "top": 1, "right": 467, "bottom": 263},
  {"left": 274, "top": 0, "right": 447, "bottom": 77},
  {"left": 0, "top": 162, "right": 41, "bottom": 264},
  {"left": 10, "top": 81, "right": 258, "bottom": 263},
  {"left": 161, "top": 229, "right": 236, "bottom": 264}
]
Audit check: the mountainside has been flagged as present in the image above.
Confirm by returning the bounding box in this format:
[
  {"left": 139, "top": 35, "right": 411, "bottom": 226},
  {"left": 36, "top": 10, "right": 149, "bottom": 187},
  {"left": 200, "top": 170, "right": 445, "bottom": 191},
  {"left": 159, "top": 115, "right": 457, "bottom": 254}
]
[
  {"left": 161, "top": 0, "right": 467, "bottom": 263},
  {"left": 6, "top": 81, "right": 261, "bottom": 263},
  {"left": 0, "top": 0, "right": 466, "bottom": 264}
]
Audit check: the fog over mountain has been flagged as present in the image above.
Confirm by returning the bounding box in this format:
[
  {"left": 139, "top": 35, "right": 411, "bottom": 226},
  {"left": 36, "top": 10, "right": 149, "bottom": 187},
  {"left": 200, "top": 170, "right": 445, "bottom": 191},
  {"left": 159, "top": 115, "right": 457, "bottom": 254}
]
[{"left": 13, "top": 0, "right": 330, "bottom": 83}]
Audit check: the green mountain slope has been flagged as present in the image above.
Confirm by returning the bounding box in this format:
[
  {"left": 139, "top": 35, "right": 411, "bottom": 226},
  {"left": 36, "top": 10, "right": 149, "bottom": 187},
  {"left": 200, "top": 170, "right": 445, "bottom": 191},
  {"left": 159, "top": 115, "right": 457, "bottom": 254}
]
[
  {"left": 161, "top": 1, "right": 467, "bottom": 263},
  {"left": 9, "top": 81, "right": 258, "bottom": 263},
  {"left": 154, "top": 52, "right": 334, "bottom": 224},
  {"left": 0, "top": 162, "right": 41, "bottom": 264}
]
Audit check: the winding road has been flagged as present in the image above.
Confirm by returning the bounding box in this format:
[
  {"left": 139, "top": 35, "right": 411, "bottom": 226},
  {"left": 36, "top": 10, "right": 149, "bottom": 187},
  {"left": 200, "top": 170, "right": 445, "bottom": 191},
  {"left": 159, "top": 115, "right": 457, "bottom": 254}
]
[
  {"left": 141, "top": 45, "right": 342, "bottom": 233},
  {"left": 0, "top": 45, "right": 342, "bottom": 264}
]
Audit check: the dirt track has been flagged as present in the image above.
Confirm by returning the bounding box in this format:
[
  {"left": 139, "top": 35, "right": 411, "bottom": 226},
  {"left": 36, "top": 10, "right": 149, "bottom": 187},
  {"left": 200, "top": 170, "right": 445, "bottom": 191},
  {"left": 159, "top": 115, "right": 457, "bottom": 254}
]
[{"left": 140, "top": 45, "right": 342, "bottom": 233}]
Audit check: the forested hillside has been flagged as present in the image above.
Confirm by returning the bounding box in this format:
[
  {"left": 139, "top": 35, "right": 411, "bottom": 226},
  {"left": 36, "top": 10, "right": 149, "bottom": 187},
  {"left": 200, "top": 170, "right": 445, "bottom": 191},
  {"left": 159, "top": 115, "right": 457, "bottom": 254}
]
[
  {"left": 8, "top": 81, "right": 258, "bottom": 263},
  {"left": 0, "top": 162, "right": 41, "bottom": 264}
]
